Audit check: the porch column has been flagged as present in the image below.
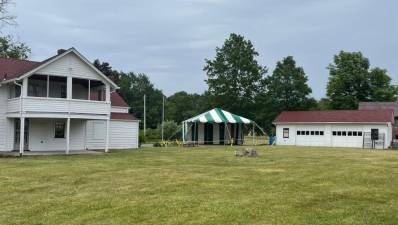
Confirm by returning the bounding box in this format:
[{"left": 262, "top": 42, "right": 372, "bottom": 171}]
[
  {"left": 19, "top": 117, "right": 25, "bottom": 156},
  {"left": 66, "top": 118, "right": 70, "bottom": 154},
  {"left": 105, "top": 118, "right": 110, "bottom": 153},
  {"left": 67, "top": 76, "right": 72, "bottom": 100}
]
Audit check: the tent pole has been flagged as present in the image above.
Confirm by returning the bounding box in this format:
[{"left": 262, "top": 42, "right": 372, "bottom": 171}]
[{"left": 252, "top": 123, "right": 255, "bottom": 146}]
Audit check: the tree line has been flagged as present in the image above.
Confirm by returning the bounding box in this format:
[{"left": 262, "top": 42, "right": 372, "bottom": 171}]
[{"left": 1, "top": 4, "right": 396, "bottom": 135}]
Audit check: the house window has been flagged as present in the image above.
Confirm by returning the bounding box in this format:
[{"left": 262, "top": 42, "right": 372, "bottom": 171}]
[
  {"left": 54, "top": 122, "right": 65, "bottom": 138},
  {"left": 283, "top": 128, "right": 289, "bottom": 138},
  {"left": 60, "top": 85, "right": 67, "bottom": 98}
]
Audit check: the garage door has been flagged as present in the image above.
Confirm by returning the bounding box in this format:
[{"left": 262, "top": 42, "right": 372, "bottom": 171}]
[{"left": 331, "top": 130, "right": 363, "bottom": 148}]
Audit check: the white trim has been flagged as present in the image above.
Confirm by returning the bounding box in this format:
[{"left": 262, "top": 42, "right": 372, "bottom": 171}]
[{"left": 274, "top": 122, "right": 391, "bottom": 125}]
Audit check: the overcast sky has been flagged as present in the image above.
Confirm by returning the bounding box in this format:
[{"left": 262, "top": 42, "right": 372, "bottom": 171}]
[{"left": 5, "top": 0, "right": 398, "bottom": 98}]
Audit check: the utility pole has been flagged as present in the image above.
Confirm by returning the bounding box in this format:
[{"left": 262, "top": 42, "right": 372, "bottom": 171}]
[
  {"left": 161, "top": 95, "right": 165, "bottom": 142},
  {"left": 143, "top": 94, "right": 146, "bottom": 137}
]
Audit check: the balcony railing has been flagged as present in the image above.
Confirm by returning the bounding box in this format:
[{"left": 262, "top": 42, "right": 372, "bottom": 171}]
[{"left": 7, "top": 97, "right": 110, "bottom": 116}]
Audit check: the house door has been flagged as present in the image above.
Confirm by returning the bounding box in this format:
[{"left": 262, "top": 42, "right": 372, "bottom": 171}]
[
  {"left": 14, "top": 118, "right": 29, "bottom": 150},
  {"left": 204, "top": 123, "right": 213, "bottom": 144}
]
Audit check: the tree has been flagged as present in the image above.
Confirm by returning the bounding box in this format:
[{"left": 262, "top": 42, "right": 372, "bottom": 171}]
[
  {"left": 165, "top": 91, "right": 211, "bottom": 123},
  {"left": 93, "top": 59, "right": 121, "bottom": 85},
  {"left": 118, "top": 72, "right": 164, "bottom": 129},
  {"left": 256, "top": 56, "right": 315, "bottom": 132},
  {"left": 204, "top": 33, "right": 267, "bottom": 118},
  {"left": 0, "top": 35, "right": 30, "bottom": 59},
  {"left": 159, "top": 120, "right": 180, "bottom": 140},
  {"left": 368, "top": 67, "right": 398, "bottom": 101},
  {"left": 0, "top": 0, "right": 16, "bottom": 27},
  {"left": 326, "top": 51, "right": 397, "bottom": 109}
]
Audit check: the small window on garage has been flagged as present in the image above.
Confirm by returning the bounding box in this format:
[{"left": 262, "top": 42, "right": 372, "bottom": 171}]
[
  {"left": 348, "top": 131, "right": 352, "bottom": 136},
  {"left": 342, "top": 131, "right": 347, "bottom": 136},
  {"left": 353, "top": 131, "right": 357, "bottom": 136},
  {"left": 297, "top": 131, "right": 300, "bottom": 135},
  {"left": 315, "top": 131, "right": 319, "bottom": 135},
  {"left": 283, "top": 128, "right": 289, "bottom": 138},
  {"left": 54, "top": 122, "right": 65, "bottom": 138},
  {"left": 358, "top": 131, "right": 363, "bottom": 136},
  {"left": 320, "top": 131, "right": 324, "bottom": 136},
  {"left": 337, "top": 131, "right": 342, "bottom": 136},
  {"left": 332, "top": 131, "right": 336, "bottom": 136},
  {"left": 301, "top": 131, "right": 305, "bottom": 135},
  {"left": 305, "top": 131, "right": 309, "bottom": 135},
  {"left": 310, "top": 131, "right": 314, "bottom": 135}
]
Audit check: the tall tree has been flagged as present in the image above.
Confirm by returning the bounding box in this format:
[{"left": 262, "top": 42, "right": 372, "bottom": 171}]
[
  {"left": 93, "top": 59, "right": 121, "bottom": 85},
  {"left": 0, "top": 35, "right": 30, "bottom": 59},
  {"left": 326, "top": 51, "right": 397, "bottom": 109},
  {"left": 118, "top": 72, "right": 164, "bottom": 129},
  {"left": 326, "top": 51, "right": 370, "bottom": 109},
  {"left": 0, "top": 0, "right": 16, "bottom": 27},
  {"left": 368, "top": 67, "right": 398, "bottom": 101},
  {"left": 256, "top": 56, "right": 315, "bottom": 132},
  {"left": 204, "top": 33, "right": 267, "bottom": 118},
  {"left": 166, "top": 91, "right": 210, "bottom": 123}
]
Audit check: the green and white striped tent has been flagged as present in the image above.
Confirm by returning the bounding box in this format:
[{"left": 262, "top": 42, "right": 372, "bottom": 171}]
[
  {"left": 183, "top": 108, "right": 253, "bottom": 124},
  {"left": 182, "top": 108, "right": 257, "bottom": 145}
]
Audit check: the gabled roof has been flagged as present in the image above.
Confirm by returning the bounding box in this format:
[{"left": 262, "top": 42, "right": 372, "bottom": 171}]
[
  {"left": 273, "top": 110, "right": 394, "bottom": 124},
  {"left": 111, "top": 92, "right": 129, "bottom": 107},
  {"left": 359, "top": 102, "right": 398, "bottom": 116},
  {"left": 0, "top": 48, "right": 118, "bottom": 89},
  {"left": 184, "top": 108, "right": 252, "bottom": 124}
]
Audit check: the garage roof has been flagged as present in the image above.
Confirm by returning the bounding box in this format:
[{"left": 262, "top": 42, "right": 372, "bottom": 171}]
[{"left": 273, "top": 110, "right": 394, "bottom": 123}]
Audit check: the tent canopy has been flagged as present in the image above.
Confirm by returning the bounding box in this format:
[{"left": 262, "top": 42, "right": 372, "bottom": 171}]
[{"left": 183, "top": 108, "right": 252, "bottom": 124}]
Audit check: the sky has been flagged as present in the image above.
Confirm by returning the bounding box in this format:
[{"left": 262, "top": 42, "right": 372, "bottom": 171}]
[{"left": 4, "top": 0, "right": 398, "bottom": 98}]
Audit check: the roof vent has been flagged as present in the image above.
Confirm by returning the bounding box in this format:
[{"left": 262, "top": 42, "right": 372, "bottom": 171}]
[{"left": 57, "top": 49, "right": 67, "bottom": 55}]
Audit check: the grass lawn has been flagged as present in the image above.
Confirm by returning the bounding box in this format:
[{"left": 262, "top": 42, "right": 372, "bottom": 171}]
[{"left": 1, "top": 146, "right": 398, "bottom": 225}]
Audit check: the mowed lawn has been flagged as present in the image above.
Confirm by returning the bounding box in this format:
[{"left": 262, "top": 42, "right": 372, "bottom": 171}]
[{"left": 1, "top": 146, "right": 398, "bottom": 225}]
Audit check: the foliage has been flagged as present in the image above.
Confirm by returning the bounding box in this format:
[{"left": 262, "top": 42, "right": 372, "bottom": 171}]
[
  {"left": 93, "top": 59, "right": 121, "bottom": 84},
  {"left": 139, "top": 131, "right": 146, "bottom": 145},
  {"left": 145, "top": 128, "right": 161, "bottom": 141},
  {"left": 0, "top": 0, "right": 16, "bottom": 27},
  {"left": 118, "top": 72, "right": 164, "bottom": 129},
  {"left": 0, "top": 35, "right": 30, "bottom": 59},
  {"left": 204, "top": 33, "right": 267, "bottom": 119},
  {"left": 166, "top": 91, "right": 211, "bottom": 123},
  {"left": 256, "top": 56, "right": 315, "bottom": 132},
  {"left": 159, "top": 120, "right": 180, "bottom": 140},
  {"left": 326, "top": 51, "right": 397, "bottom": 109}
]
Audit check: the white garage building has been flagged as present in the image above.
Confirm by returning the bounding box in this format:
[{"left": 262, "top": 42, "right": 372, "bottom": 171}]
[{"left": 273, "top": 110, "right": 394, "bottom": 149}]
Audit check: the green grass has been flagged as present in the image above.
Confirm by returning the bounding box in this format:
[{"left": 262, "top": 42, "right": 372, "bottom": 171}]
[{"left": 1, "top": 146, "right": 398, "bottom": 225}]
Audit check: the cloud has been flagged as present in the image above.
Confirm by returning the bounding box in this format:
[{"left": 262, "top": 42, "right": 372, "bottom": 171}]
[{"left": 4, "top": 0, "right": 397, "bottom": 97}]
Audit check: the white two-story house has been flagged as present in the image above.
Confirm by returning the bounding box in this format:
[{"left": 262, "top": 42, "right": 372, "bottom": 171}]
[{"left": 0, "top": 48, "right": 139, "bottom": 155}]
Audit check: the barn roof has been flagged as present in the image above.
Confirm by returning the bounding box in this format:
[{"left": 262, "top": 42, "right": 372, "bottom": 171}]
[
  {"left": 358, "top": 102, "right": 398, "bottom": 116},
  {"left": 273, "top": 110, "right": 394, "bottom": 124}
]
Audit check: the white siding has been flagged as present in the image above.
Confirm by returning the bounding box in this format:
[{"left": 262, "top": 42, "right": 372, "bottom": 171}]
[
  {"left": 28, "top": 119, "right": 85, "bottom": 151},
  {"left": 37, "top": 53, "right": 104, "bottom": 81},
  {"left": 111, "top": 107, "right": 129, "bottom": 113},
  {"left": 0, "top": 85, "right": 7, "bottom": 151},
  {"left": 85, "top": 120, "right": 139, "bottom": 149}
]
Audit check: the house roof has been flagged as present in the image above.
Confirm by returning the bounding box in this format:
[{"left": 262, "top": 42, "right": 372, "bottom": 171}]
[
  {"left": 0, "top": 58, "right": 42, "bottom": 81},
  {"left": 111, "top": 112, "right": 138, "bottom": 121},
  {"left": 273, "top": 110, "right": 394, "bottom": 124},
  {"left": 111, "top": 92, "right": 129, "bottom": 107},
  {"left": 359, "top": 102, "right": 398, "bottom": 116},
  {"left": 0, "top": 48, "right": 118, "bottom": 88}
]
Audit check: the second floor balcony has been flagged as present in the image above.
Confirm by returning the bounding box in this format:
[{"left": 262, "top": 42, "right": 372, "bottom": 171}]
[{"left": 6, "top": 74, "right": 111, "bottom": 118}]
